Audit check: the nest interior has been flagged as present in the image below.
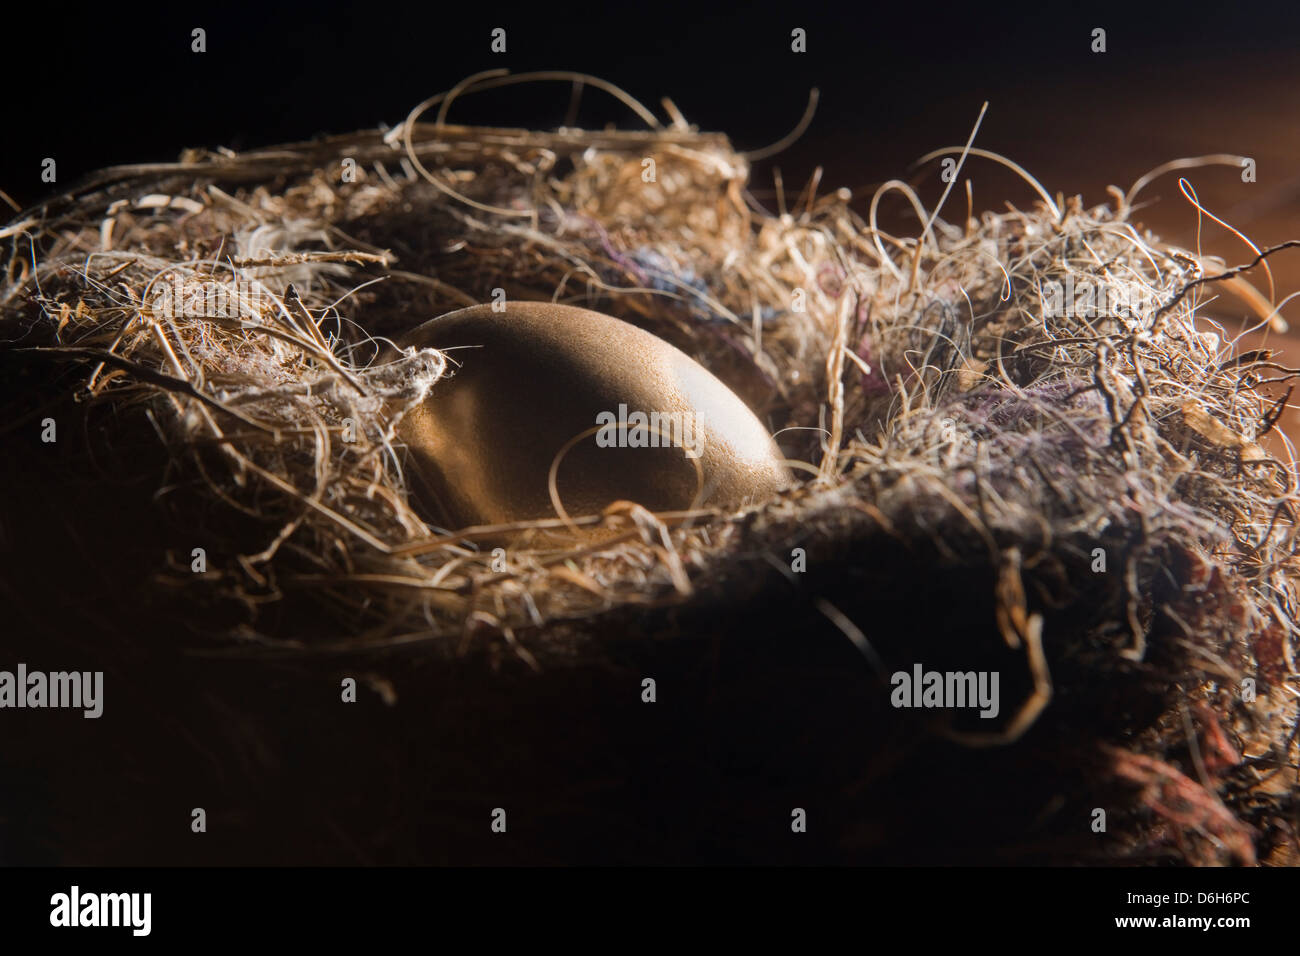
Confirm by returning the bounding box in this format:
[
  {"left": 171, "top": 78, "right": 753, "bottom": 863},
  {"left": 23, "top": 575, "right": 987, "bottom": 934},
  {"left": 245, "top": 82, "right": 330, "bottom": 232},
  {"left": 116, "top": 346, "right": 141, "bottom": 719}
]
[{"left": 2, "top": 84, "right": 1298, "bottom": 865}]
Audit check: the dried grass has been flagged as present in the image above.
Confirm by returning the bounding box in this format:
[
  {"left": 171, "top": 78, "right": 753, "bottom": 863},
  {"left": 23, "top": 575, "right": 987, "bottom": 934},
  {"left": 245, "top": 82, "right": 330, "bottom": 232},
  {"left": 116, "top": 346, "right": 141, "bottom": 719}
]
[{"left": 2, "top": 74, "right": 1297, "bottom": 864}]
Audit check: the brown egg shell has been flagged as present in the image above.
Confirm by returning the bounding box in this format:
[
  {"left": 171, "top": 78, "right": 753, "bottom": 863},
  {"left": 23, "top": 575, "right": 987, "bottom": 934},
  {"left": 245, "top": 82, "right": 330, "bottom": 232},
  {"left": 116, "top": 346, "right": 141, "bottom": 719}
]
[{"left": 397, "top": 302, "right": 790, "bottom": 531}]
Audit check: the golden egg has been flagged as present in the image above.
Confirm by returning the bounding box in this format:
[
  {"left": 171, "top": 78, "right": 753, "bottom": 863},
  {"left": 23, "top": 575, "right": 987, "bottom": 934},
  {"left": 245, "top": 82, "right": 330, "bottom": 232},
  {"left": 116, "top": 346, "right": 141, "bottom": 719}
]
[{"left": 397, "top": 302, "right": 790, "bottom": 532}]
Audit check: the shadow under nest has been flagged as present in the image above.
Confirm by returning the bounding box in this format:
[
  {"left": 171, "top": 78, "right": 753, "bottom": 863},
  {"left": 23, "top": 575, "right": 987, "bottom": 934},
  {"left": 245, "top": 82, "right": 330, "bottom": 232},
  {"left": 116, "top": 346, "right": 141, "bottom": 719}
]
[{"left": 0, "top": 104, "right": 1297, "bottom": 865}]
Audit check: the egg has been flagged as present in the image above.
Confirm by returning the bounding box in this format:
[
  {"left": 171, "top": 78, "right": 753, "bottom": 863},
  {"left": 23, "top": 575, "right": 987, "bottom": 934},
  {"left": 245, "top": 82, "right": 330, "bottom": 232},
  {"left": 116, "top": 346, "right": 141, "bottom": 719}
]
[{"left": 397, "top": 302, "right": 790, "bottom": 532}]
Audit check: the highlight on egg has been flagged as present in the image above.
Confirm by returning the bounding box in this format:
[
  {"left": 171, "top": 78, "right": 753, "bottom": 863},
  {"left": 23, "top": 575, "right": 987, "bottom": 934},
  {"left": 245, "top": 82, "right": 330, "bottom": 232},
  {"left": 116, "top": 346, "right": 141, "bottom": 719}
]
[{"left": 395, "top": 301, "right": 791, "bottom": 532}]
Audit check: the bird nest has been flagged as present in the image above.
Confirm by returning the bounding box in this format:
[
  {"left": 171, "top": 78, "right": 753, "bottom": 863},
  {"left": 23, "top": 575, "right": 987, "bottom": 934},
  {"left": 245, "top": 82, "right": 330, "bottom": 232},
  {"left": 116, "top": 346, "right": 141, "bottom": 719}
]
[{"left": 2, "top": 78, "right": 1297, "bottom": 865}]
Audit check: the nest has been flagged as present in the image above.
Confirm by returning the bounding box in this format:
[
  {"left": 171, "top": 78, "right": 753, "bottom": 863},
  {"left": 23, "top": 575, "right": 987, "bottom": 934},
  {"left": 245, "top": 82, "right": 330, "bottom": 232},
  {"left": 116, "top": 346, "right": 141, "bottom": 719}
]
[{"left": 2, "top": 77, "right": 1297, "bottom": 865}]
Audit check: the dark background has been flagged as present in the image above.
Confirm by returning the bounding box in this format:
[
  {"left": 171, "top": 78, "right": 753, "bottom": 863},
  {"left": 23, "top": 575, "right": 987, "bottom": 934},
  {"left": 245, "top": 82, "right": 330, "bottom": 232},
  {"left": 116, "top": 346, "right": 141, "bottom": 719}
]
[
  {"left": 10, "top": 1, "right": 1300, "bottom": 402},
  {"left": 5, "top": 0, "right": 1299, "bottom": 209}
]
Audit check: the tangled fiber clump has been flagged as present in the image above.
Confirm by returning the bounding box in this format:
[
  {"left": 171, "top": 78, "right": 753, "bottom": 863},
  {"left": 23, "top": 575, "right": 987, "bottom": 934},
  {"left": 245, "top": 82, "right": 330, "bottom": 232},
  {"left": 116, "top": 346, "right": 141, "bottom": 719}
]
[{"left": 2, "top": 77, "right": 1297, "bottom": 865}]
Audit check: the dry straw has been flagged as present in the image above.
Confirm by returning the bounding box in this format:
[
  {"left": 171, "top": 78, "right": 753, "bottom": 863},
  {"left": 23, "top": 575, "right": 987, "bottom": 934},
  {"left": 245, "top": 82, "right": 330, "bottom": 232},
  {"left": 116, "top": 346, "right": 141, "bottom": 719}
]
[{"left": 2, "top": 73, "right": 1297, "bottom": 864}]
